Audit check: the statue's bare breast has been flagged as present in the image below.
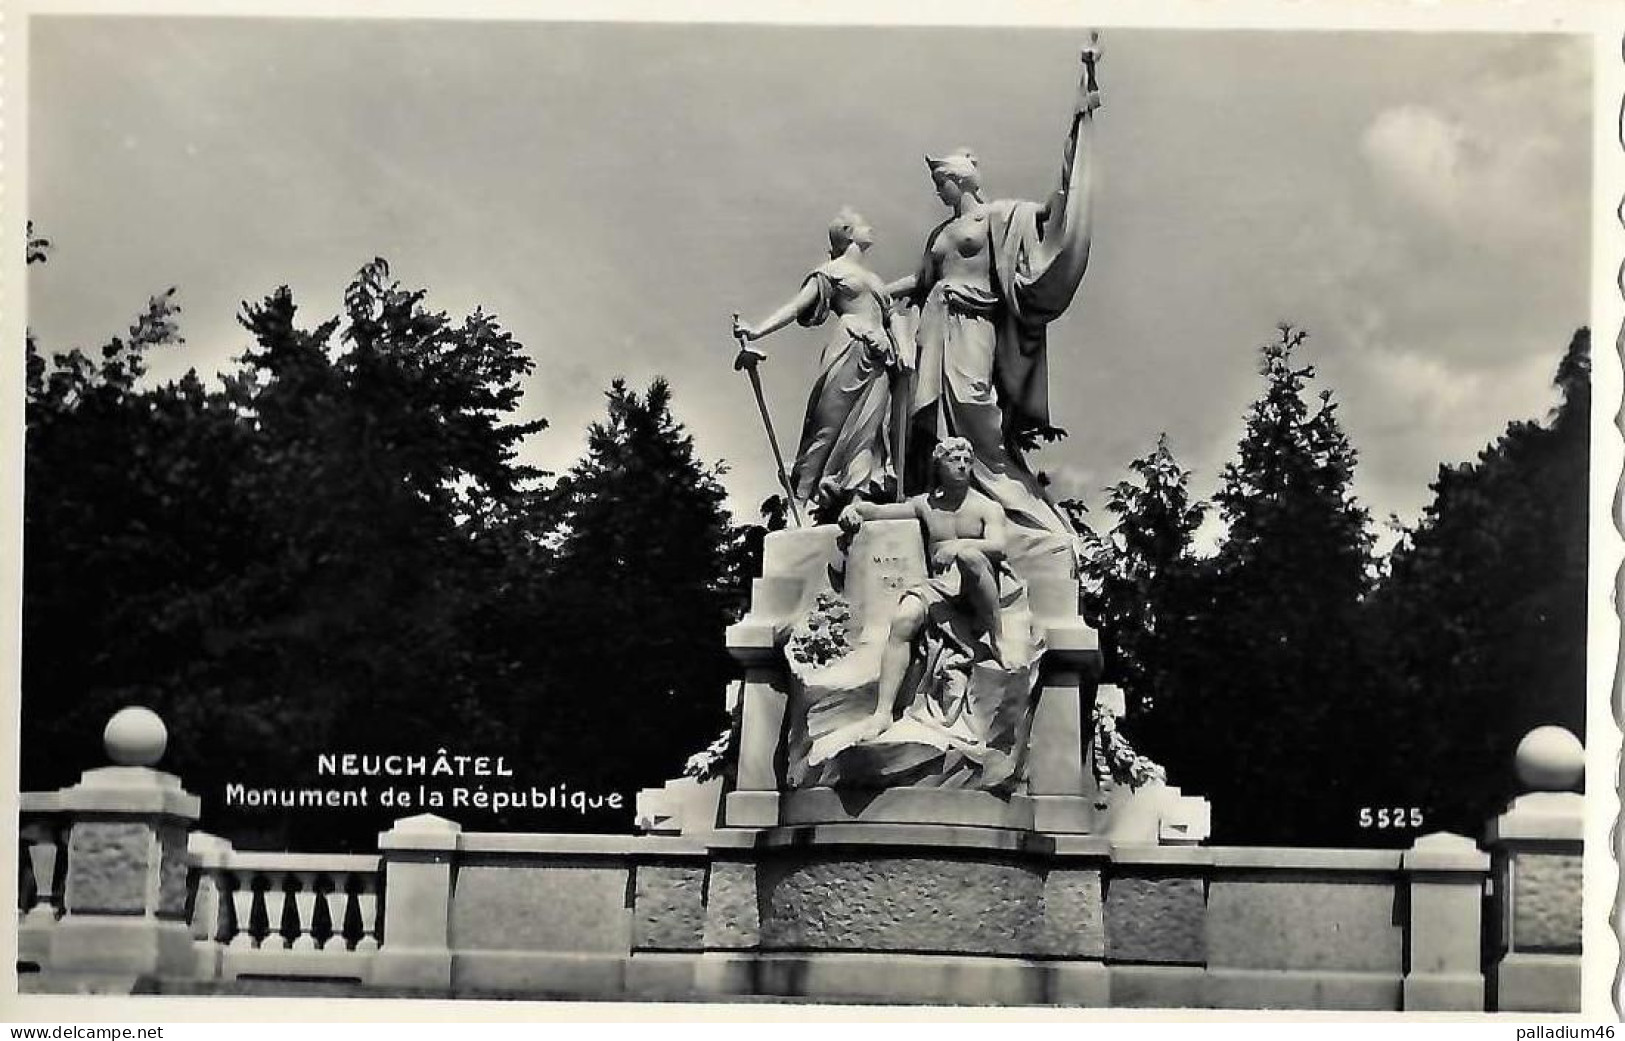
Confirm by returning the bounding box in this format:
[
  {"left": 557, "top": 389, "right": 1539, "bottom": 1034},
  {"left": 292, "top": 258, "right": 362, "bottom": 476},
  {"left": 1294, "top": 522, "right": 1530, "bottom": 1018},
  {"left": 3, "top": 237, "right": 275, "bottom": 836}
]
[{"left": 931, "top": 211, "right": 993, "bottom": 284}]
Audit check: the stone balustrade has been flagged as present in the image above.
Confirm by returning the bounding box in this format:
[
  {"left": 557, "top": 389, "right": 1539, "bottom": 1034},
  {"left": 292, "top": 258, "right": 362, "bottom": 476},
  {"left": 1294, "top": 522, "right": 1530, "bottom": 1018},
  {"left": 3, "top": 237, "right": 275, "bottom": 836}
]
[
  {"left": 16, "top": 707, "right": 383, "bottom": 990},
  {"left": 13, "top": 708, "right": 1591, "bottom": 1012},
  {"left": 188, "top": 837, "right": 382, "bottom": 983}
]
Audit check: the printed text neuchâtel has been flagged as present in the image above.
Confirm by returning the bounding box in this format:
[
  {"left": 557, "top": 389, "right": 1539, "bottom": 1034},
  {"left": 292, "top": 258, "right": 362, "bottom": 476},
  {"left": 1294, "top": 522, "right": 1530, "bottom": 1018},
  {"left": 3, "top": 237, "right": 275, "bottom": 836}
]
[{"left": 222, "top": 748, "right": 624, "bottom": 814}]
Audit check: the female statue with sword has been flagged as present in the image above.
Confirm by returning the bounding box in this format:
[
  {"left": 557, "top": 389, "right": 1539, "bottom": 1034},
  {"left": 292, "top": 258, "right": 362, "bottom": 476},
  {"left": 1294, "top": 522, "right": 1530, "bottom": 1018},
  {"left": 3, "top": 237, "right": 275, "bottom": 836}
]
[{"left": 731, "top": 207, "right": 906, "bottom": 526}]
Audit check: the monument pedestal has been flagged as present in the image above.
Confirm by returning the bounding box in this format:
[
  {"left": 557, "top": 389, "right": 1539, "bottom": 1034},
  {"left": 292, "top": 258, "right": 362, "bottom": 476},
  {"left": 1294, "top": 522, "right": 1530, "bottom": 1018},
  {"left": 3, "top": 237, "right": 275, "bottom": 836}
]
[
  {"left": 722, "top": 790, "right": 780, "bottom": 829},
  {"left": 626, "top": 523, "right": 1215, "bottom": 1006},
  {"left": 689, "top": 822, "right": 1111, "bottom": 1005},
  {"left": 710, "top": 523, "right": 1210, "bottom": 844}
]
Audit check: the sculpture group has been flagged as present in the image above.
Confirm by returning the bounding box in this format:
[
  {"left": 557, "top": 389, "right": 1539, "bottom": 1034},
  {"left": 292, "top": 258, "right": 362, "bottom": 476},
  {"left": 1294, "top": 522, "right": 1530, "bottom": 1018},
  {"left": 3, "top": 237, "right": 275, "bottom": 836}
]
[
  {"left": 734, "top": 39, "right": 1102, "bottom": 541},
  {"left": 729, "top": 39, "right": 1105, "bottom": 789}
]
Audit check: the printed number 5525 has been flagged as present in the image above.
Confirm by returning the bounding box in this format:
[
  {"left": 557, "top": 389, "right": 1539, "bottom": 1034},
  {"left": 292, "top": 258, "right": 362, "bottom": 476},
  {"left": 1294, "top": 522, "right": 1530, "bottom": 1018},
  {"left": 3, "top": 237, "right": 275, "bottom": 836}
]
[{"left": 1358, "top": 807, "right": 1424, "bottom": 829}]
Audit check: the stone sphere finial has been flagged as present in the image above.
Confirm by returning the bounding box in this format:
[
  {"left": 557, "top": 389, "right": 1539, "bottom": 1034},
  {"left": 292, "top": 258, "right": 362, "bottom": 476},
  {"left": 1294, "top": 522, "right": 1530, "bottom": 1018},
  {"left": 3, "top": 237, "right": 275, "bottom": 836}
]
[
  {"left": 1514, "top": 725, "right": 1583, "bottom": 792},
  {"left": 103, "top": 706, "right": 168, "bottom": 767}
]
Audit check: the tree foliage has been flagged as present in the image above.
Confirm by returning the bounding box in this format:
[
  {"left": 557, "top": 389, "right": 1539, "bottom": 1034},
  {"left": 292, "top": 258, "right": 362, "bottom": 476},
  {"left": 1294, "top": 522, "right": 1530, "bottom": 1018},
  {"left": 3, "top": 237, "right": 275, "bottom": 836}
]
[
  {"left": 1371, "top": 328, "right": 1591, "bottom": 834},
  {"left": 1193, "top": 326, "right": 1381, "bottom": 841},
  {"left": 1091, "top": 328, "right": 1378, "bottom": 842},
  {"left": 1083, "top": 324, "right": 1589, "bottom": 846},
  {"left": 24, "top": 222, "right": 1590, "bottom": 851},
  {"left": 23, "top": 257, "right": 737, "bottom": 849},
  {"left": 1079, "top": 433, "right": 1205, "bottom": 717},
  {"left": 530, "top": 377, "right": 737, "bottom": 789}
]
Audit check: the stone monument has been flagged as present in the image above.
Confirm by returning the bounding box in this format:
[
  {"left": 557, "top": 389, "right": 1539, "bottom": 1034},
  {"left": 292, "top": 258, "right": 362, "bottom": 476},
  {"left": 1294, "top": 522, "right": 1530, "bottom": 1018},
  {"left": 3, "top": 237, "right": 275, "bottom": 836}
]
[
  {"left": 701, "top": 32, "right": 1206, "bottom": 841},
  {"left": 634, "top": 42, "right": 1210, "bottom": 996}
]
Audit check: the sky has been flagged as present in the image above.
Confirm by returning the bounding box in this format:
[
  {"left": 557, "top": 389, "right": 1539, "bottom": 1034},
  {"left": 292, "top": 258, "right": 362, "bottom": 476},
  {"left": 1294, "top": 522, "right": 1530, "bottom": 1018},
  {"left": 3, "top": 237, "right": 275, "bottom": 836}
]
[{"left": 26, "top": 17, "right": 1595, "bottom": 548}]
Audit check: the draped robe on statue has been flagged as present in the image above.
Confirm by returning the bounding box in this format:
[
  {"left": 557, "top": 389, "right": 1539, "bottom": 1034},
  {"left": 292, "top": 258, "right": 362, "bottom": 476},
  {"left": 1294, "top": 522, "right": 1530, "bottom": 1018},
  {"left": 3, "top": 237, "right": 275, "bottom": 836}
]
[
  {"left": 790, "top": 265, "right": 899, "bottom": 518},
  {"left": 907, "top": 198, "right": 1085, "bottom": 541}
]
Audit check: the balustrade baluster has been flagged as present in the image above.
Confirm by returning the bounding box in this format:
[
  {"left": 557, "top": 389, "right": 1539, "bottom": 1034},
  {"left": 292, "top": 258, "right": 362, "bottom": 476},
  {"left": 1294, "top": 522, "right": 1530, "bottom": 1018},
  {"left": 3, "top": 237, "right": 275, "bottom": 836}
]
[
  {"left": 207, "top": 859, "right": 381, "bottom": 967},
  {"left": 190, "top": 867, "right": 227, "bottom": 942},
  {"left": 260, "top": 872, "right": 289, "bottom": 951},
  {"left": 322, "top": 873, "right": 349, "bottom": 951},
  {"left": 291, "top": 871, "right": 318, "bottom": 951},
  {"left": 20, "top": 823, "right": 60, "bottom": 925},
  {"left": 228, "top": 871, "right": 257, "bottom": 949},
  {"left": 354, "top": 875, "right": 379, "bottom": 952}
]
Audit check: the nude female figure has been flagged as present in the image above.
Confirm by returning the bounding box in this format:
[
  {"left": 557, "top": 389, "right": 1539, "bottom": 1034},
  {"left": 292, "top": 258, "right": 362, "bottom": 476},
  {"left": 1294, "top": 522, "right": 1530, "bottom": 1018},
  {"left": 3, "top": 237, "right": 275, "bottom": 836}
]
[{"left": 885, "top": 38, "right": 1104, "bottom": 540}]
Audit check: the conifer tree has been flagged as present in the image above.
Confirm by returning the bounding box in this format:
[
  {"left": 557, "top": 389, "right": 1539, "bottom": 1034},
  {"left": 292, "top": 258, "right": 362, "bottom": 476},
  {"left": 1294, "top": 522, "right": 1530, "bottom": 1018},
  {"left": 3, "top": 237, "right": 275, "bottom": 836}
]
[
  {"left": 1172, "top": 325, "right": 1380, "bottom": 844},
  {"left": 534, "top": 378, "right": 736, "bottom": 793},
  {"left": 1080, "top": 433, "right": 1206, "bottom": 720},
  {"left": 1373, "top": 328, "right": 1590, "bottom": 834}
]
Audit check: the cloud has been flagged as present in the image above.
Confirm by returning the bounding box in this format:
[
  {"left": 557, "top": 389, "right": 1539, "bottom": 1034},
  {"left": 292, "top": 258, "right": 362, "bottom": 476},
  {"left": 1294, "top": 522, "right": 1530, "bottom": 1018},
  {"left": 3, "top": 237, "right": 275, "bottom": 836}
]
[
  {"left": 1330, "top": 340, "right": 1562, "bottom": 538},
  {"left": 1347, "top": 343, "right": 1557, "bottom": 435},
  {"left": 1360, "top": 38, "right": 1590, "bottom": 249},
  {"left": 1361, "top": 102, "right": 1576, "bottom": 247},
  {"left": 1361, "top": 106, "right": 1471, "bottom": 223},
  {"left": 30, "top": 23, "right": 1593, "bottom": 554}
]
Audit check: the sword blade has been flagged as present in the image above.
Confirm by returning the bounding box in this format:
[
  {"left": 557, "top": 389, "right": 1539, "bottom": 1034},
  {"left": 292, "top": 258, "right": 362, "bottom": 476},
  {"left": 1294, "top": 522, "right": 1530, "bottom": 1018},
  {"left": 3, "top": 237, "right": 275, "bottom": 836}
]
[{"left": 743, "top": 358, "right": 804, "bottom": 528}]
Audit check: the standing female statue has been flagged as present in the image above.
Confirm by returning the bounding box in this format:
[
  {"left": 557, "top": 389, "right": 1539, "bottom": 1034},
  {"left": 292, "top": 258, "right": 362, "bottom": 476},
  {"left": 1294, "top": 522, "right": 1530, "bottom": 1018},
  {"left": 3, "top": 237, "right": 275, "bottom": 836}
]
[
  {"left": 733, "top": 207, "right": 903, "bottom": 522},
  {"left": 887, "top": 38, "right": 1104, "bottom": 541}
]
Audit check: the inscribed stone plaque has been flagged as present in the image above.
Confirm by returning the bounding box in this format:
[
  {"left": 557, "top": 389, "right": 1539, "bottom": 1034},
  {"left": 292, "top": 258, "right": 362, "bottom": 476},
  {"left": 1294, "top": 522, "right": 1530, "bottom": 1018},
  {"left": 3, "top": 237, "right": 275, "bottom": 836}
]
[
  {"left": 758, "top": 853, "right": 1045, "bottom": 955},
  {"left": 846, "top": 520, "right": 927, "bottom": 643}
]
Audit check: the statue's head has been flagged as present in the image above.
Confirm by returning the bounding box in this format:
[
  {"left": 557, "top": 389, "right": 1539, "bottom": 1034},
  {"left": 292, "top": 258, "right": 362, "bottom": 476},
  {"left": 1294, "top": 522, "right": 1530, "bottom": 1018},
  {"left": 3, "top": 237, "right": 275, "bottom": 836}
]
[
  {"left": 926, "top": 149, "right": 981, "bottom": 205},
  {"left": 931, "top": 436, "right": 974, "bottom": 486},
  {"left": 827, "top": 206, "right": 875, "bottom": 255}
]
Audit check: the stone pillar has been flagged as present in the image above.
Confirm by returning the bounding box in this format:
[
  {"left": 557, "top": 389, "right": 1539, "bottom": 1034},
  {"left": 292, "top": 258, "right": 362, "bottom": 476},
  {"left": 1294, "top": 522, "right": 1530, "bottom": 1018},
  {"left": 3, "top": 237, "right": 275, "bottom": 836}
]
[
  {"left": 1028, "top": 663, "right": 1092, "bottom": 833},
  {"left": 724, "top": 564, "right": 800, "bottom": 829},
  {"left": 1027, "top": 616, "right": 1100, "bottom": 834},
  {"left": 720, "top": 525, "right": 839, "bottom": 830},
  {"left": 186, "top": 831, "right": 234, "bottom": 980},
  {"left": 721, "top": 663, "right": 788, "bottom": 828},
  {"left": 1400, "top": 831, "right": 1490, "bottom": 1010},
  {"left": 371, "top": 813, "right": 462, "bottom": 990},
  {"left": 34, "top": 708, "right": 201, "bottom": 990},
  {"left": 1485, "top": 726, "right": 1584, "bottom": 1013}
]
